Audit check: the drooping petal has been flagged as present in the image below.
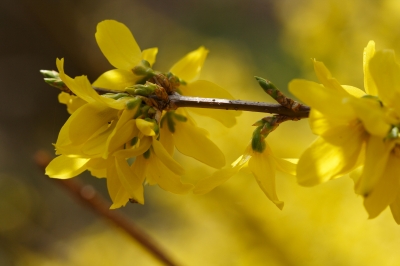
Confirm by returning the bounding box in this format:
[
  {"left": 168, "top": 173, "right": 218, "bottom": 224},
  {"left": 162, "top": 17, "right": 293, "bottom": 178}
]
[
  {"left": 289, "top": 79, "right": 355, "bottom": 120},
  {"left": 363, "top": 41, "right": 378, "bottom": 96},
  {"left": 193, "top": 167, "right": 240, "bottom": 195},
  {"left": 297, "top": 125, "right": 365, "bottom": 186},
  {"left": 115, "top": 157, "right": 144, "bottom": 204},
  {"left": 141, "top": 47, "right": 158, "bottom": 67},
  {"left": 92, "top": 69, "right": 140, "bottom": 91},
  {"left": 248, "top": 151, "right": 283, "bottom": 210},
  {"left": 152, "top": 139, "right": 185, "bottom": 175},
  {"left": 95, "top": 20, "right": 142, "bottom": 70},
  {"left": 355, "top": 136, "right": 394, "bottom": 196},
  {"left": 173, "top": 120, "right": 225, "bottom": 169},
  {"left": 106, "top": 161, "right": 129, "bottom": 209},
  {"left": 45, "top": 155, "right": 90, "bottom": 179},
  {"left": 169, "top": 46, "right": 208, "bottom": 82},
  {"left": 273, "top": 157, "right": 297, "bottom": 176},
  {"left": 363, "top": 152, "right": 400, "bottom": 219},
  {"left": 104, "top": 120, "right": 137, "bottom": 158}
]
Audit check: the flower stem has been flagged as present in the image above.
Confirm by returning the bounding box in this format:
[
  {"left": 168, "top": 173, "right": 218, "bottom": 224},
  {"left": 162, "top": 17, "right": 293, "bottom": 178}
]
[{"left": 165, "top": 94, "right": 309, "bottom": 119}]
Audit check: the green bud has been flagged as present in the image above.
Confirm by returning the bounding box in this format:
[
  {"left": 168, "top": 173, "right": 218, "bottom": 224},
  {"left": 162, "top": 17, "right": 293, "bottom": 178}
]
[
  {"left": 132, "top": 60, "right": 155, "bottom": 76},
  {"left": 255, "top": 76, "right": 280, "bottom": 98},
  {"left": 44, "top": 78, "right": 66, "bottom": 90},
  {"left": 251, "top": 127, "right": 266, "bottom": 153},
  {"left": 125, "top": 82, "right": 158, "bottom": 96},
  {"left": 103, "top": 93, "right": 129, "bottom": 100},
  {"left": 172, "top": 112, "right": 187, "bottom": 122},
  {"left": 40, "top": 70, "right": 60, "bottom": 79},
  {"left": 126, "top": 97, "right": 142, "bottom": 110}
]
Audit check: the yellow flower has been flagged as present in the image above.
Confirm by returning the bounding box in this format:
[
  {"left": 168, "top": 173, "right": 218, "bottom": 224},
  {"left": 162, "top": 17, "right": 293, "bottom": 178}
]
[
  {"left": 289, "top": 55, "right": 389, "bottom": 186},
  {"left": 290, "top": 41, "right": 400, "bottom": 223},
  {"left": 193, "top": 140, "right": 296, "bottom": 209},
  {"left": 93, "top": 20, "right": 158, "bottom": 91},
  {"left": 349, "top": 42, "right": 400, "bottom": 222},
  {"left": 46, "top": 19, "right": 240, "bottom": 208}
]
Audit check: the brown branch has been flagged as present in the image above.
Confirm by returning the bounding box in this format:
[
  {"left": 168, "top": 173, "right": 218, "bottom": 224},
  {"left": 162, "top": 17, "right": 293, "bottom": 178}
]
[
  {"left": 34, "top": 150, "right": 180, "bottom": 266},
  {"left": 166, "top": 94, "right": 310, "bottom": 118}
]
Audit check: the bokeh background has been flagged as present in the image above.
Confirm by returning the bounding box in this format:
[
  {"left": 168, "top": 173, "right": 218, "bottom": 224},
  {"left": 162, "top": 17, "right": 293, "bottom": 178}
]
[{"left": 2, "top": 0, "right": 400, "bottom": 265}]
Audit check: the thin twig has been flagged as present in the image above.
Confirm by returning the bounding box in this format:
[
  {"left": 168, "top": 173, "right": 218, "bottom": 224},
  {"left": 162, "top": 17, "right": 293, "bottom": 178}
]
[
  {"left": 34, "top": 150, "right": 180, "bottom": 266},
  {"left": 165, "top": 94, "right": 309, "bottom": 118}
]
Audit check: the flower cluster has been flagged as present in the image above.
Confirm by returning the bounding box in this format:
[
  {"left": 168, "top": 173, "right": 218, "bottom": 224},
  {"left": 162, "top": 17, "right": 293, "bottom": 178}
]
[
  {"left": 45, "top": 20, "right": 239, "bottom": 208},
  {"left": 290, "top": 41, "right": 400, "bottom": 223}
]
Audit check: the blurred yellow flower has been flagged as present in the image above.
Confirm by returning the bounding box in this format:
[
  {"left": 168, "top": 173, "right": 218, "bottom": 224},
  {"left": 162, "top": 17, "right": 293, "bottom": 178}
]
[{"left": 290, "top": 41, "right": 400, "bottom": 223}]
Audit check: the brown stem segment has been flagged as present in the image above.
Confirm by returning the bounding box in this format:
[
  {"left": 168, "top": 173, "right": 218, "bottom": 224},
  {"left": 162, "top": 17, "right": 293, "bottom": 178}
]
[{"left": 166, "top": 94, "right": 310, "bottom": 119}]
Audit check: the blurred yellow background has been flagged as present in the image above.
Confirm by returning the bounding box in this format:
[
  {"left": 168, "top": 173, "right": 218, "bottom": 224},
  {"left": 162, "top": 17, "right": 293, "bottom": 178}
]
[{"left": 1, "top": 0, "right": 400, "bottom": 265}]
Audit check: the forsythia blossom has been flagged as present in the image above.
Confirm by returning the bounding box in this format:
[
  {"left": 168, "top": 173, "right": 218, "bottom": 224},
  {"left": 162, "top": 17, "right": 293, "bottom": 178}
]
[
  {"left": 45, "top": 20, "right": 239, "bottom": 208},
  {"left": 290, "top": 41, "right": 400, "bottom": 223},
  {"left": 194, "top": 117, "right": 296, "bottom": 209}
]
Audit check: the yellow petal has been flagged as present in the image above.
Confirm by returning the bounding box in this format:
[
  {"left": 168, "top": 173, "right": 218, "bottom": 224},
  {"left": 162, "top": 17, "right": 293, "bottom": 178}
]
[
  {"left": 355, "top": 136, "right": 394, "bottom": 196},
  {"left": 248, "top": 151, "right": 283, "bottom": 210},
  {"left": 348, "top": 97, "right": 390, "bottom": 137},
  {"left": 136, "top": 119, "right": 156, "bottom": 136},
  {"left": 81, "top": 122, "right": 116, "bottom": 157},
  {"left": 169, "top": 46, "right": 208, "bottom": 82},
  {"left": 92, "top": 69, "right": 140, "bottom": 91},
  {"left": 390, "top": 194, "right": 400, "bottom": 225},
  {"left": 58, "top": 92, "right": 86, "bottom": 114},
  {"left": 115, "top": 157, "right": 144, "bottom": 204},
  {"left": 363, "top": 152, "right": 400, "bottom": 219},
  {"left": 146, "top": 155, "right": 193, "bottom": 194},
  {"left": 159, "top": 122, "right": 175, "bottom": 155},
  {"left": 68, "top": 102, "right": 118, "bottom": 145},
  {"left": 173, "top": 120, "right": 225, "bottom": 168},
  {"left": 369, "top": 50, "right": 400, "bottom": 112},
  {"left": 141, "top": 47, "right": 158, "bottom": 66},
  {"left": 106, "top": 161, "right": 129, "bottom": 209},
  {"left": 152, "top": 139, "right": 185, "bottom": 175},
  {"left": 57, "top": 58, "right": 126, "bottom": 109},
  {"left": 113, "top": 136, "right": 152, "bottom": 158},
  {"left": 95, "top": 20, "right": 141, "bottom": 70},
  {"left": 297, "top": 125, "right": 365, "bottom": 186},
  {"left": 273, "top": 157, "right": 297, "bottom": 176},
  {"left": 341, "top": 85, "right": 366, "bottom": 98},
  {"left": 308, "top": 109, "right": 344, "bottom": 137},
  {"left": 193, "top": 168, "right": 239, "bottom": 195},
  {"left": 104, "top": 120, "right": 137, "bottom": 158},
  {"left": 363, "top": 41, "right": 378, "bottom": 96},
  {"left": 289, "top": 79, "right": 355, "bottom": 120},
  {"left": 45, "top": 155, "right": 90, "bottom": 179},
  {"left": 313, "top": 59, "right": 347, "bottom": 93}
]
